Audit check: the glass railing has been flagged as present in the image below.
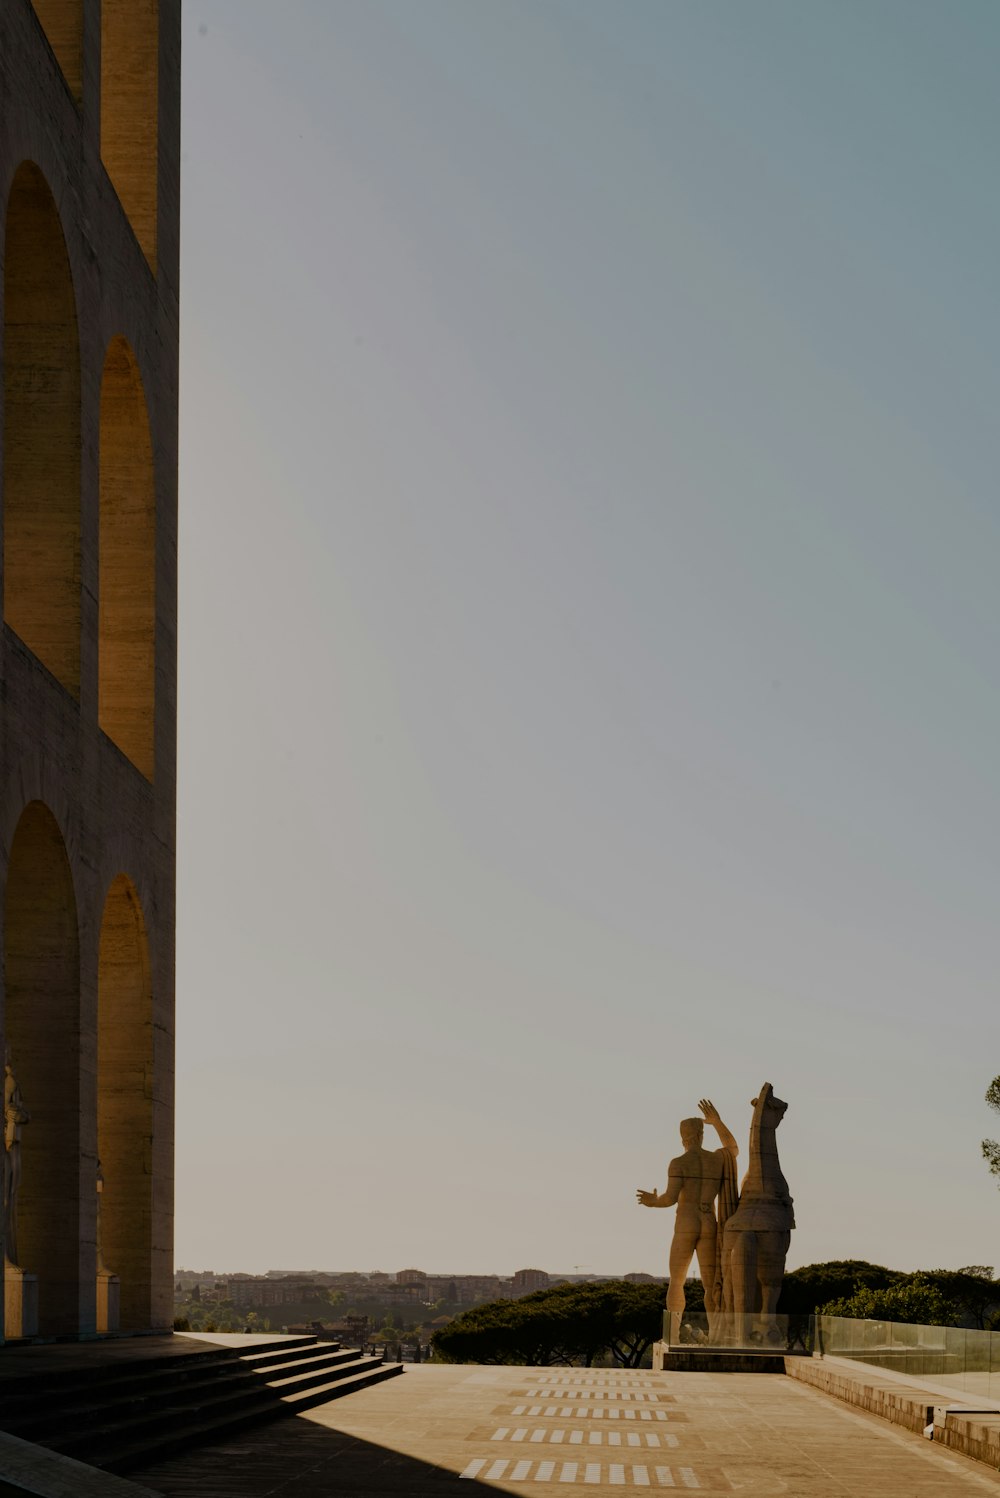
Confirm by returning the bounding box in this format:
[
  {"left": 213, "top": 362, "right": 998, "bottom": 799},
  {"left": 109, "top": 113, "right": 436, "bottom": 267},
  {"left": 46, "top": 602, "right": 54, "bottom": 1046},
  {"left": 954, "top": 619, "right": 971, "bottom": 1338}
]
[
  {"left": 816, "top": 1316, "right": 1000, "bottom": 1402},
  {"left": 663, "top": 1311, "right": 810, "bottom": 1351}
]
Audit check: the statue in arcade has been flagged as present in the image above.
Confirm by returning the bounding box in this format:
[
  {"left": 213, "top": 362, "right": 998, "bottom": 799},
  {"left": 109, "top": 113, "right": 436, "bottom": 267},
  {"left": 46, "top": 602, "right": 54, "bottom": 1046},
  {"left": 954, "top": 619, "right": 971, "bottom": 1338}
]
[
  {"left": 3, "top": 1047, "right": 31, "bottom": 1268},
  {"left": 96, "top": 1158, "right": 109, "bottom": 1274}
]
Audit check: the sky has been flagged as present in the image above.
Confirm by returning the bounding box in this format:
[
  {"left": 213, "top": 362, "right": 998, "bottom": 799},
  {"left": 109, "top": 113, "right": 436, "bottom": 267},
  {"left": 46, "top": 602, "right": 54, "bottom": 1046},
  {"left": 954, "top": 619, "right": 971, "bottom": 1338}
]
[{"left": 176, "top": 0, "right": 1000, "bottom": 1278}]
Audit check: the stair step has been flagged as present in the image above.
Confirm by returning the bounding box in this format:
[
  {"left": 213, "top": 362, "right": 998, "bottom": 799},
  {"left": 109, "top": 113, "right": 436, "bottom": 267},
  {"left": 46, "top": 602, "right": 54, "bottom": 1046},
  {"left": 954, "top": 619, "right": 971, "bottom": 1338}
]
[
  {"left": 0, "top": 1337, "right": 397, "bottom": 1476},
  {"left": 3, "top": 1364, "right": 260, "bottom": 1440},
  {"left": 44, "top": 1354, "right": 391, "bottom": 1465},
  {"left": 238, "top": 1338, "right": 328, "bottom": 1369},
  {"left": 1, "top": 1358, "right": 257, "bottom": 1426},
  {"left": 0, "top": 1338, "right": 326, "bottom": 1432},
  {"left": 252, "top": 1346, "right": 360, "bottom": 1377},
  {"left": 280, "top": 1360, "right": 404, "bottom": 1411},
  {"left": 0, "top": 1343, "right": 249, "bottom": 1406},
  {"left": 103, "top": 1362, "right": 405, "bottom": 1473},
  {"left": 265, "top": 1353, "right": 388, "bottom": 1396},
  {"left": 93, "top": 1391, "right": 309, "bottom": 1472},
  {"left": 0, "top": 1335, "right": 317, "bottom": 1412},
  {"left": 185, "top": 1334, "right": 318, "bottom": 1353},
  {"left": 180, "top": 1334, "right": 318, "bottom": 1358}
]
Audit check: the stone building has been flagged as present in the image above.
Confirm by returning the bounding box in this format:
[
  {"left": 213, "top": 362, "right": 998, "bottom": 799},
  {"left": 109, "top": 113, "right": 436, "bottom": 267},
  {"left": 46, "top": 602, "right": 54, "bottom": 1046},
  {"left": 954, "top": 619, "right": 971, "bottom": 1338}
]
[
  {"left": 425, "top": 1274, "right": 508, "bottom": 1305},
  {"left": 1, "top": 0, "right": 180, "bottom": 1340},
  {"left": 511, "top": 1268, "right": 550, "bottom": 1296}
]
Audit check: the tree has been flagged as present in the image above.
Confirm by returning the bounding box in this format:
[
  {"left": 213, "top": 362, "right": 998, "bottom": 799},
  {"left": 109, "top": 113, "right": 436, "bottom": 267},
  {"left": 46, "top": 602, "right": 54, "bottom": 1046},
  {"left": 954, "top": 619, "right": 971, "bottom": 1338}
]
[
  {"left": 431, "top": 1281, "right": 664, "bottom": 1367},
  {"left": 681, "top": 1278, "right": 706, "bottom": 1314},
  {"left": 778, "top": 1261, "right": 902, "bottom": 1317},
  {"left": 983, "top": 1077, "right": 1000, "bottom": 1183},
  {"left": 819, "top": 1275, "right": 956, "bottom": 1326},
  {"left": 917, "top": 1269, "right": 998, "bottom": 1330},
  {"left": 375, "top": 1313, "right": 401, "bottom": 1344}
]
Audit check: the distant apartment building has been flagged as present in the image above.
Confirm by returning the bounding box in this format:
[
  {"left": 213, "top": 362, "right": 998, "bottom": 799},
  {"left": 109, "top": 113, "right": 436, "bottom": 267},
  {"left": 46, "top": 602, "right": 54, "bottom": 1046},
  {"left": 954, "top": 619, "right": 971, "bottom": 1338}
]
[
  {"left": 424, "top": 1277, "right": 456, "bottom": 1302},
  {"left": 175, "top": 1270, "right": 220, "bottom": 1291},
  {"left": 224, "top": 1277, "right": 328, "bottom": 1309},
  {"left": 381, "top": 1284, "right": 425, "bottom": 1305},
  {"left": 511, "top": 1269, "right": 550, "bottom": 1296},
  {"left": 264, "top": 1270, "right": 339, "bottom": 1283},
  {"left": 392, "top": 1270, "right": 507, "bottom": 1305},
  {"left": 391, "top": 1269, "right": 560, "bottom": 1304},
  {"left": 423, "top": 1275, "right": 507, "bottom": 1304},
  {"left": 224, "top": 1280, "right": 285, "bottom": 1309}
]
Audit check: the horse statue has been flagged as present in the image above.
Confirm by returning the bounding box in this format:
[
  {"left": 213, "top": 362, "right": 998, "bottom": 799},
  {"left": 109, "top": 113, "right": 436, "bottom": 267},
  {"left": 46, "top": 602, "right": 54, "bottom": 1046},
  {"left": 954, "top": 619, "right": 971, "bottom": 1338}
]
[{"left": 718, "top": 1082, "right": 794, "bottom": 1345}]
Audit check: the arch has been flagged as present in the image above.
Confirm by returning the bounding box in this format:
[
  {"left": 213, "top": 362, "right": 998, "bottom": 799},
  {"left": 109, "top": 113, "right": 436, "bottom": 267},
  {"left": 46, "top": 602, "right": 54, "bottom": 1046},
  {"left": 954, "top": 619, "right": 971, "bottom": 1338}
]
[
  {"left": 3, "top": 161, "right": 81, "bottom": 698},
  {"left": 97, "top": 874, "right": 153, "bottom": 1332},
  {"left": 29, "top": 2, "right": 84, "bottom": 103},
  {"left": 101, "top": 0, "right": 159, "bottom": 270},
  {"left": 4, "top": 801, "right": 81, "bottom": 1336},
  {"left": 99, "top": 339, "right": 156, "bottom": 780}
]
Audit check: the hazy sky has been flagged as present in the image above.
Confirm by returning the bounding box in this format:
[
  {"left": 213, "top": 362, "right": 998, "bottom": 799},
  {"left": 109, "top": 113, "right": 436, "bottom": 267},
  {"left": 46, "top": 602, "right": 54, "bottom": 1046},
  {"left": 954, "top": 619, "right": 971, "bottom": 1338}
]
[{"left": 177, "top": 0, "right": 1000, "bottom": 1277}]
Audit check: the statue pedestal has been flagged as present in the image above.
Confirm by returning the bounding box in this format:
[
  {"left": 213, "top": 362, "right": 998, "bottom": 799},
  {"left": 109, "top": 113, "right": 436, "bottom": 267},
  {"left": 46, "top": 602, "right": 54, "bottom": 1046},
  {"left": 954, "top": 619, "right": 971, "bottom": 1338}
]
[
  {"left": 97, "top": 1271, "right": 120, "bottom": 1334},
  {"left": 4, "top": 1261, "right": 38, "bottom": 1339},
  {"left": 654, "top": 1342, "right": 801, "bottom": 1373}
]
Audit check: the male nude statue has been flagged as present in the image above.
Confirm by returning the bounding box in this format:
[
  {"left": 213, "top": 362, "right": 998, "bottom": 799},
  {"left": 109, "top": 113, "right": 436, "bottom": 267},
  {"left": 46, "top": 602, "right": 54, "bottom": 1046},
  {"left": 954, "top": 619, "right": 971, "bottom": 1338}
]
[
  {"left": 4, "top": 1046, "right": 31, "bottom": 1268},
  {"left": 636, "top": 1099, "right": 738, "bottom": 1316}
]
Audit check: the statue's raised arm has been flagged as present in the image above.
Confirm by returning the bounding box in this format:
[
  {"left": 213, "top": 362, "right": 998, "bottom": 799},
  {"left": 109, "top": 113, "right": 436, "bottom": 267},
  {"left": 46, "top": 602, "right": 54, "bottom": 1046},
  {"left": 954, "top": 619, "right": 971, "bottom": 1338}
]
[{"left": 698, "top": 1098, "right": 738, "bottom": 1157}]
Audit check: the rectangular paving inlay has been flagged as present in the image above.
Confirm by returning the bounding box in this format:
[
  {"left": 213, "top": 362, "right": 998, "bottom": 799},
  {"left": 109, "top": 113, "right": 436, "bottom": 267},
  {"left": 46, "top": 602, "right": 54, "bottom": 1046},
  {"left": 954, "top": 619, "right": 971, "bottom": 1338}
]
[
  {"left": 459, "top": 1458, "right": 710, "bottom": 1486},
  {"left": 513, "top": 1389, "right": 662, "bottom": 1401},
  {"left": 486, "top": 1427, "right": 678, "bottom": 1447},
  {"left": 501, "top": 1406, "right": 674, "bottom": 1421}
]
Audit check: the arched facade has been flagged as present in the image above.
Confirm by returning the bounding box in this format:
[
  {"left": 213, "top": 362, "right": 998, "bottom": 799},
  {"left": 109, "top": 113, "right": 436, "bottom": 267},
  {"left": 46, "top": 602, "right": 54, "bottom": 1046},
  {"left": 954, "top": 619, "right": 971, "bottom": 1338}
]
[
  {"left": 101, "top": 0, "right": 159, "bottom": 270},
  {"left": 4, "top": 802, "right": 81, "bottom": 1337},
  {"left": 99, "top": 338, "right": 156, "bottom": 781},
  {"left": 0, "top": 0, "right": 179, "bottom": 1342},
  {"left": 97, "top": 875, "right": 153, "bottom": 1331},
  {"left": 28, "top": 2, "right": 83, "bottom": 102},
  {"left": 3, "top": 160, "right": 81, "bottom": 698}
]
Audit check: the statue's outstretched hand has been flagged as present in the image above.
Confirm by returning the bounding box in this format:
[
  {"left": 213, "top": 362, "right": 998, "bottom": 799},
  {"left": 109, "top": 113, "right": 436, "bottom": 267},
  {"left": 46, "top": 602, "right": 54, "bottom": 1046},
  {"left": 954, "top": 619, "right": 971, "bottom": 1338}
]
[
  {"left": 699, "top": 1098, "right": 721, "bottom": 1127},
  {"left": 636, "top": 1188, "right": 657, "bottom": 1207}
]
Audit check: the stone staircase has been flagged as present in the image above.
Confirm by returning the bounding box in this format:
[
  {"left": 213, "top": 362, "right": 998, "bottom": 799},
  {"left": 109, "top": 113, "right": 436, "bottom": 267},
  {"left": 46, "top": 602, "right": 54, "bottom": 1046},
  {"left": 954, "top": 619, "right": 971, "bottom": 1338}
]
[{"left": 0, "top": 1334, "right": 403, "bottom": 1474}]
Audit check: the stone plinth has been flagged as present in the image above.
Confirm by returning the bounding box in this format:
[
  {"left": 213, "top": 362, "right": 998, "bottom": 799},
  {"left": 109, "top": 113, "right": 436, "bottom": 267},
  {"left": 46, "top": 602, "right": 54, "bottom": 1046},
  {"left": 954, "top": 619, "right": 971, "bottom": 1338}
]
[
  {"left": 651, "top": 1339, "right": 808, "bottom": 1373},
  {"left": 5, "top": 1264, "right": 38, "bottom": 1338},
  {"left": 97, "top": 1272, "right": 121, "bottom": 1334}
]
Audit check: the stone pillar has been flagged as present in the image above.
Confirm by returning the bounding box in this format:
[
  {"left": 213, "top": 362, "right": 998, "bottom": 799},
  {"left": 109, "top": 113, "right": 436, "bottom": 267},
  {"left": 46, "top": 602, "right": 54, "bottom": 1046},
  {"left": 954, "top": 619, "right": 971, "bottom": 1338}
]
[
  {"left": 96, "top": 1270, "right": 120, "bottom": 1334},
  {"left": 4, "top": 1264, "right": 38, "bottom": 1339}
]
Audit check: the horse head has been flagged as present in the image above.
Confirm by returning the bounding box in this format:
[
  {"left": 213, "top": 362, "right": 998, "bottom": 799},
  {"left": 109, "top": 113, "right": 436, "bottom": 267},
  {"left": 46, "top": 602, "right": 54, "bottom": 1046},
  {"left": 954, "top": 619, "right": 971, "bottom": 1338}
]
[{"left": 751, "top": 1082, "right": 788, "bottom": 1129}]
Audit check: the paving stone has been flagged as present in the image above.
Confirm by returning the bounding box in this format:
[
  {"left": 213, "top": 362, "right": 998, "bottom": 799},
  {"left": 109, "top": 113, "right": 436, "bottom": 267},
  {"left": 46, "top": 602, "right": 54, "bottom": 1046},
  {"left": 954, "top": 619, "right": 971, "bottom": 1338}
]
[{"left": 124, "top": 1364, "right": 1000, "bottom": 1495}]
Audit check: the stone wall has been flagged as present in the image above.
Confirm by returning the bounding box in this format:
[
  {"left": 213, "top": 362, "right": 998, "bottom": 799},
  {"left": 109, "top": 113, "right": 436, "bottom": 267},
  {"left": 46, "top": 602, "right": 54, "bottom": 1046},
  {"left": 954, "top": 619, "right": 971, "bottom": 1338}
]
[
  {"left": 0, "top": 0, "right": 179, "bottom": 1339},
  {"left": 786, "top": 1354, "right": 935, "bottom": 1435}
]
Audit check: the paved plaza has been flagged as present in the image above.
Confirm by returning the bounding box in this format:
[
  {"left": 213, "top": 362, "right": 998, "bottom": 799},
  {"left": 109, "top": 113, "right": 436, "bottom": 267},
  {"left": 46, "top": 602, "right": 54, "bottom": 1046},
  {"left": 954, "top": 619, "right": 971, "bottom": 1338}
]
[{"left": 131, "top": 1363, "right": 1000, "bottom": 1496}]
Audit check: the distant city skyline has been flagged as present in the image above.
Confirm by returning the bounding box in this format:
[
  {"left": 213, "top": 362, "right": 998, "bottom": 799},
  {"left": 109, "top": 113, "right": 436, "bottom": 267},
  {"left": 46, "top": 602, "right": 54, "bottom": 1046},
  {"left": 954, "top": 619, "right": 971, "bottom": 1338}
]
[{"left": 175, "top": 1267, "right": 660, "bottom": 1282}]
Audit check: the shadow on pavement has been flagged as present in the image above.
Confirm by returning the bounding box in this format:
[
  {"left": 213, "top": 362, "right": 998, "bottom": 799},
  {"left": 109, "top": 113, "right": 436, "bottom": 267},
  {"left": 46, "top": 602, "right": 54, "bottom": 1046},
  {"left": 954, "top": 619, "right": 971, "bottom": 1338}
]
[{"left": 128, "top": 1411, "right": 491, "bottom": 1497}]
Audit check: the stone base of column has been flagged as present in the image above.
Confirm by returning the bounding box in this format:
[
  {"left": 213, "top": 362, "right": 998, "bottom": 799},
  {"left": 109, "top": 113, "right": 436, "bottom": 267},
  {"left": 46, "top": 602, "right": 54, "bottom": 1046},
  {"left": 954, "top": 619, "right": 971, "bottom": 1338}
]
[
  {"left": 97, "top": 1271, "right": 120, "bottom": 1334},
  {"left": 5, "top": 1262, "right": 39, "bottom": 1339}
]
